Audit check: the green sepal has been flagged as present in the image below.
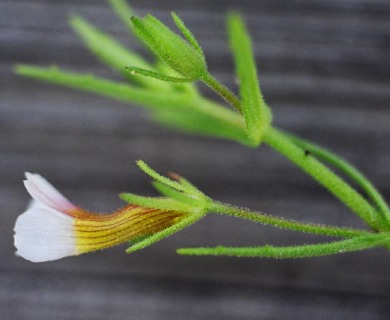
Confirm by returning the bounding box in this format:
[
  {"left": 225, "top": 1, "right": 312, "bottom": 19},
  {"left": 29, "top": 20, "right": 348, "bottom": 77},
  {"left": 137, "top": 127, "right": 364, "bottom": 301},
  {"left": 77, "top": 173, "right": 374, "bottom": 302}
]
[
  {"left": 131, "top": 15, "right": 207, "bottom": 80},
  {"left": 166, "top": 173, "right": 201, "bottom": 195},
  {"left": 227, "top": 12, "right": 272, "bottom": 146},
  {"left": 121, "top": 161, "right": 210, "bottom": 215},
  {"left": 126, "top": 212, "right": 205, "bottom": 253},
  {"left": 119, "top": 193, "right": 193, "bottom": 213},
  {"left": 152, "top": 181, "right": 209, "bottom": 214},
  {"left": 152, "top": 181, "right": 200, "bottom": 206},
  {"left": 136, "top": 160, "right": 188, "bottom": 192},
  {"left": 136, "top": 160, "right": 206, "bottom": 201},
  {"left": 171, "top": 12, "right": 204, "bottom": 57},
  {"left": 121, "top": 161, "right": 208, "bottom": 252}
]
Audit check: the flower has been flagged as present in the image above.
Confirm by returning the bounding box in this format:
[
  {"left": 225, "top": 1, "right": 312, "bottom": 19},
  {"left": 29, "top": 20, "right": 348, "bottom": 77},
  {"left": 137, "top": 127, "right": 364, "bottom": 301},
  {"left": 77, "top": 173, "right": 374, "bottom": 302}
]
[{"left": 14, "top": 173, "right": 187, "bottom": 262}]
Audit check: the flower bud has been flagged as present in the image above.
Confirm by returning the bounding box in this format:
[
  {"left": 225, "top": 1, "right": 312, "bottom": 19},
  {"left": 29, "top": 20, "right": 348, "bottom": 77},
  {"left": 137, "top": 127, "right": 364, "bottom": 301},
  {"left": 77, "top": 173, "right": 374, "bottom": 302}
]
[{"left": 131, "top": 15, "right": 207, "bottom": 80}]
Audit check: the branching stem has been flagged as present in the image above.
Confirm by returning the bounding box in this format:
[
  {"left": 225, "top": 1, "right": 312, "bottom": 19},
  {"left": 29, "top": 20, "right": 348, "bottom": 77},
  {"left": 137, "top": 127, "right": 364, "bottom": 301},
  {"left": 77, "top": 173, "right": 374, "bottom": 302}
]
[{"left": 263, "top": 127, "right": 380, "bottom": 230}]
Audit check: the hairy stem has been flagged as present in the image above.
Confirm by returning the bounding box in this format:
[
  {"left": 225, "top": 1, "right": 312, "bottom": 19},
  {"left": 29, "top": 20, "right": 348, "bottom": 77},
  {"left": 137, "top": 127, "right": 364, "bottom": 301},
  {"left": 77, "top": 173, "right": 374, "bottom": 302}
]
[
  {"left": 263, "top": 127, "right": 380, "bottom": 230},
  {"left": 177, "top": 233, "right": 389, "bottom": 258},
  {"left": 209, "top": 201, "right": 369, "bottom": 238},
  {"left": 287, "top": 133, "right": 390, "bottom": 227},
  {"left": 201, "top": 73, "right": 242, "bottom": 113}
]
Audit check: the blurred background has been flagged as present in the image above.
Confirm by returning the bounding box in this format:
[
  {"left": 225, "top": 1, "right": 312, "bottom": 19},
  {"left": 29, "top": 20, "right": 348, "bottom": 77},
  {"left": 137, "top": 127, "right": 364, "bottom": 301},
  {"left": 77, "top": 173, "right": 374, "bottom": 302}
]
[{"left": 1, "top": 0, "right": 390, "bottom": 319}]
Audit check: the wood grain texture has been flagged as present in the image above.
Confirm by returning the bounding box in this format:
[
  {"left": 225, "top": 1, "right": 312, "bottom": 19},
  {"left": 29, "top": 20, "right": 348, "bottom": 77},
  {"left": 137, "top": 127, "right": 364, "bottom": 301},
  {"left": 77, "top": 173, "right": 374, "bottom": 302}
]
[{"left": 1, "top": 0, "right": 389, "bottom": 319}]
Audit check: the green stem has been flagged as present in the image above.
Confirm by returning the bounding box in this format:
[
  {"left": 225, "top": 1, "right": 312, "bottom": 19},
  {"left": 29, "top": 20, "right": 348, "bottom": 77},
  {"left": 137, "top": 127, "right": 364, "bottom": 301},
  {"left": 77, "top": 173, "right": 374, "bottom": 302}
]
[
  {"left": 201, "top": 73, "right": 242, "bottom": 113},
  {"left": 209, "top": 201, "right": 369, "bottom": 238},
  {"left": 287, "top": 133, "right": 390, "bottom": 227},
  {"left": 177, "top": 233, "right": 389, "bottom": 258},
  {"left": 263, "top": 127, "right": 380, "bottom": 230}
]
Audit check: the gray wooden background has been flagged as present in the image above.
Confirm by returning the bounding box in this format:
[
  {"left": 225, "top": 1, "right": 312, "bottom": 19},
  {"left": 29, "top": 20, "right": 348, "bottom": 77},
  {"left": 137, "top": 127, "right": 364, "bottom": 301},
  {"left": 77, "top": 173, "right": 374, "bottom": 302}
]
[{"left": 1, "top": 0, "right": 390, "bottom": 319}]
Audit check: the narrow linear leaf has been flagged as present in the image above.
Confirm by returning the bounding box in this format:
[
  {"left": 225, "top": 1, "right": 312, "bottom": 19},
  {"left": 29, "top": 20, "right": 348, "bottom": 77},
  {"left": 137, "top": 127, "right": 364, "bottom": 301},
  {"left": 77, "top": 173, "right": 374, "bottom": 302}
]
[
  {"left": 16, "top": 65, "right": 248, "bottom": 144},
  {"left": 70, "top": 15, "right": 171, "bottom": 91},
  {"left": 70, "top": 15, "right": 150, "bottom": 70},
  {"left": 177, "top": 233, "right": 390, "bottom": 258},
  {"left": 15, "top": 65, "right": 191, "bottom": 109},
  {"left": 227, "top": 13, "right": 272, "bottom": 145}
]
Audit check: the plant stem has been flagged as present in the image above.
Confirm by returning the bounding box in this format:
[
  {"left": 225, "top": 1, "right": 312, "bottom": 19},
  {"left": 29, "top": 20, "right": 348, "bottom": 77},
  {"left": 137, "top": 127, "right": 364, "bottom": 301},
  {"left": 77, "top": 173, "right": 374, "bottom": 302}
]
[
  {"left": 177, "top": 233, "right": 390, "bottom": 258},
  {"left": 201, "top": 72, "right": 243, "bottom": 113},
  {"left": 263, "top": 127, "right": 380, "bottom": 230},
  {"left": 287, "top": 132, "right": 390, "bottom": 227},
  {"left": 209, "top": 201, "right": 369, "bottom": 238}
]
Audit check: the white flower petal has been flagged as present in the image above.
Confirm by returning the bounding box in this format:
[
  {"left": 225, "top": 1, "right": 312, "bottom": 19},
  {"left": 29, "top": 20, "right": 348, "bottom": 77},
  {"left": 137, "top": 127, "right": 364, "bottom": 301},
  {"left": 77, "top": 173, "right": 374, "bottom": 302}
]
[
  {"left": 14, "top": 207, "right": 76, "bottom": 262},
  {"left": 24, "top": 173, "right": 77, "bottom": 212}
]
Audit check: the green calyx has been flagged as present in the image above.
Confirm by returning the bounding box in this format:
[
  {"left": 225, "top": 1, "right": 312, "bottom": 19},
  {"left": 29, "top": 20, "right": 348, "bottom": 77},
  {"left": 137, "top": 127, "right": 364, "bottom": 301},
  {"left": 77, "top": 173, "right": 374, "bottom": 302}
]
[
  {"left": 120, "top": 160, "right": 209, "bottom": 254},
  {"left": 120, "top": 160, "right": 210, "bottom": 215},
  {"left": 131, "top": 13, "right": 207, "bottom": 80}
]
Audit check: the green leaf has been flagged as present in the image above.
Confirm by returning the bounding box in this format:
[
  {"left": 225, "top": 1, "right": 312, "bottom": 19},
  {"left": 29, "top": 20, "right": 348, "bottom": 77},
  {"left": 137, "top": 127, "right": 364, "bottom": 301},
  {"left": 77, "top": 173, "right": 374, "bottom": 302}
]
[
  {"left": 15, "top": 65, "right": 249, "bottom": 144},
  {"left": 177, "top": 233, "right": 390, "bottom": 258},
  {"left": 15, "top": 65, "right": 191, "bottom": 109},
  {"left": 69, "top": 15, "right": 171, "bottom": 91},
  {"left": 227, "top": 12, "right": 272, "bottom": 145}
]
